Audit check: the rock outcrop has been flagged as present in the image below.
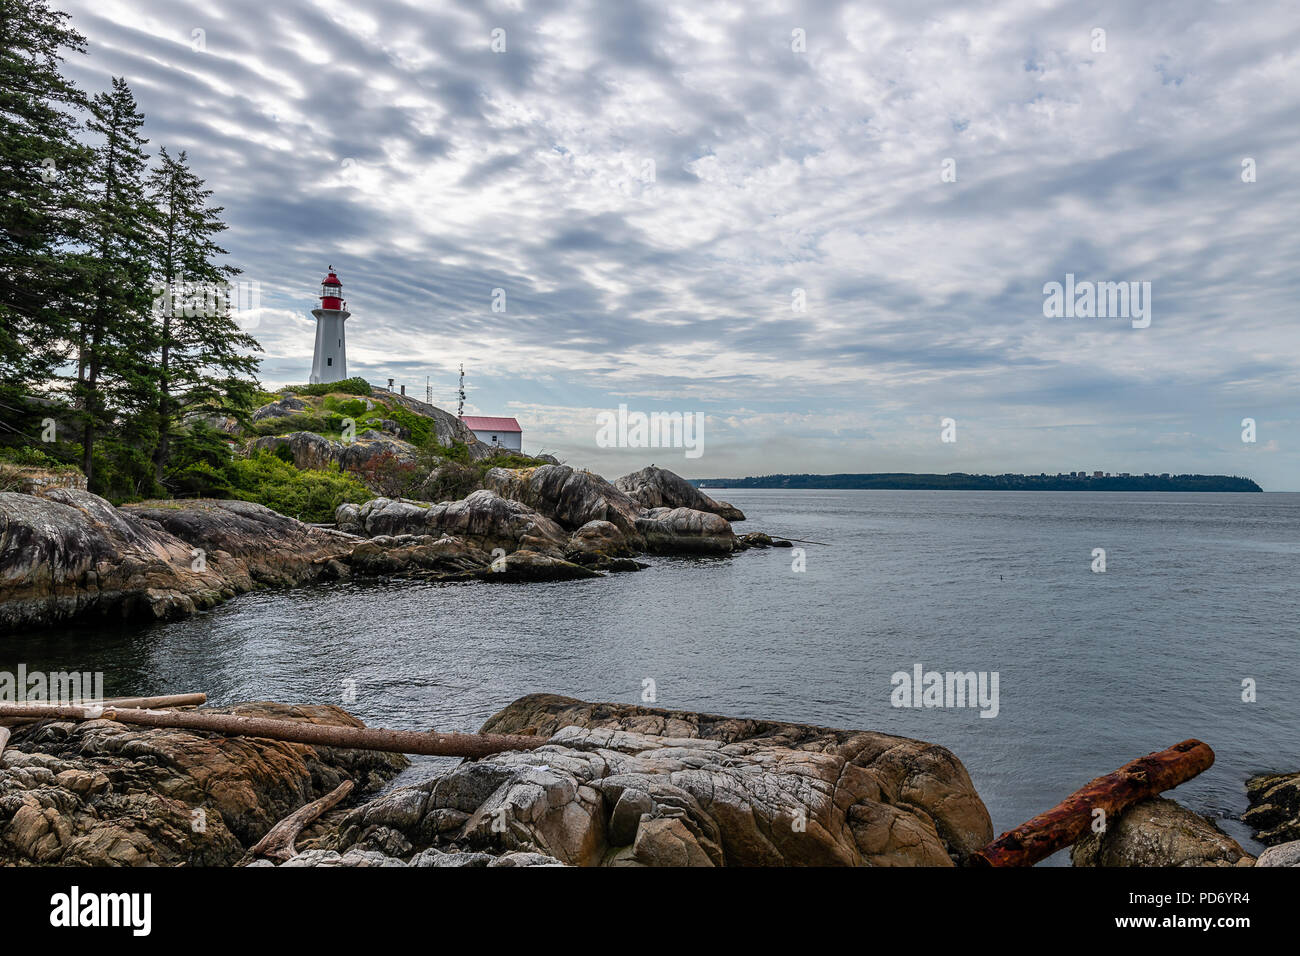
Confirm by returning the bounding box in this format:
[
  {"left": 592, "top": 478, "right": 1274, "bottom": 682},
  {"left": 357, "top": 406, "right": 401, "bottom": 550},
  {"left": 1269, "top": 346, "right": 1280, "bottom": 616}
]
[
  {"left": 333, "top": 694, "right": 992, "bottom": 867},
  {"left": 346, "top": 491, "right": 570, "bottom": 555},
  {"left": 635, "top": 506, "right": 737, "bottom": 555},
  {"left": 1, "top": 482, "right": 624, "bottom": 631},
  {"left": 615, "top": 466, "right": 745, "bottom": 521},
  {"left": 2, "top": 458, "right": 767, "bottom": 632},
  {"left": 250, "top": 431, "right": 419, "bottom": 472},
  {"left": 0, "top": 702, "right": 406, "bottom": 866},
  {"left": 1244, "top": 771, "right": 1300, "bottom": 845},
  {"left": 0, "top": 489, "right": 236, "bottom": 630},
  {"left": 123, "top": 498, "right": 355, "bottom": 590},
  {"left": 478, "top": 464, "right": 738, "bottom": 556},
  {"left": 1070, "top": 797, "right": 1255, "bottom": 867},
  {"left": 483, "top": 465, "right": 645, "bottom": 536},
  {"left": 367, "top": 388, "right": 478, "bottom": 450},
  {"left": 250, "top": 395, "right": 308, "bottom": 422},
  {"left": 1255, "top": 840, "right": 1300, "bottom": 867}
]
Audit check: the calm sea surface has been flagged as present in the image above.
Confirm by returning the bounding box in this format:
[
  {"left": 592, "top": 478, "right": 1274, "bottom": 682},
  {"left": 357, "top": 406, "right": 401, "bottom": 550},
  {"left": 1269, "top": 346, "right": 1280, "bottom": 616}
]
[{"left": 7, "top": 489, "right": 1298, "bottom": 863}]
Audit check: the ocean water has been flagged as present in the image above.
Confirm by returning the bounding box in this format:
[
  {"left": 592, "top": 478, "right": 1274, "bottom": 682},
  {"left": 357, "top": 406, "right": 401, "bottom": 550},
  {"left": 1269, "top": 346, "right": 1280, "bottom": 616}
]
[{"left": 7, "top": 489, "right": 1298, "bottom": 863}]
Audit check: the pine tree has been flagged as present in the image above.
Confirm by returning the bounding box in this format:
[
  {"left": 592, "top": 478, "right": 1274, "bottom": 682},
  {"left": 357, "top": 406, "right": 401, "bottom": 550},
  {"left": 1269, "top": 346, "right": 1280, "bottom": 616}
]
[
  {"left": 0, "top": 0, "right": 93, "bottom": 448},
  {"left": 146, "top": 147, "right": 260, "bottom": 483},
  {"left": 73, "top": 76, "right": 159, "bottom": 489}
]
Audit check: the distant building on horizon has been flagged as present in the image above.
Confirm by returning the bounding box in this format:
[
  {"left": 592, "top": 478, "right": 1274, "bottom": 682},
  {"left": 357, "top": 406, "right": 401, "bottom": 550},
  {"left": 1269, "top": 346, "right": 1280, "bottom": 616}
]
[
  {"left": 461, "top": 415, "right": 522, "bottom": 451},
  {"left": 309, "top": 267, "right": 350, "bottom": 385}
]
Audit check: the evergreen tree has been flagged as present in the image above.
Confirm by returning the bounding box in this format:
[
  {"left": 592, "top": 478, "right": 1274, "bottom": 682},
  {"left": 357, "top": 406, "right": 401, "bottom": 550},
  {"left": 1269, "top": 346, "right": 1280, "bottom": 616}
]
[
  {"left": 147, "top": 146, "right": 260, "bottom": 483},
  {"left": 74, "top": 76, "right": 159, "bottom": 489},
  {"left": 0, "top": 0, "right": 92, "bottom": 448}
]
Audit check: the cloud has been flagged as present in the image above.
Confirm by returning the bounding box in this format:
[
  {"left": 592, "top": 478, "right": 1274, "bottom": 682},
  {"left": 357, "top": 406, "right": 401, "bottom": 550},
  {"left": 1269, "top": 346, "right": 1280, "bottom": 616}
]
[{"left": 57, "top": 0, "right": 1300, "bottom": 487}]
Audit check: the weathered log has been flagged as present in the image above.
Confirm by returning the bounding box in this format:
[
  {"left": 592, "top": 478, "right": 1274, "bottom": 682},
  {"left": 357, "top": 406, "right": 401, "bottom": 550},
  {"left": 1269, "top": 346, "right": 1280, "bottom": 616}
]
[
  {"left": 0, "top": 693, "right": 207, "bottom": 728},
  {"left": 0, "top": 725, "right": 9, "bottom": 760},
  {"left": 971, "top": 739, "right": 1215, "bottom": 867},
  {"left": 98, "top": 693, "right": 207, "bottom": 709},
  {"left": 0, "top": 703, "right": 547, "bottom": 759},
  {"left": 248, "top": 780, "right": 354, "bottom": 862}
]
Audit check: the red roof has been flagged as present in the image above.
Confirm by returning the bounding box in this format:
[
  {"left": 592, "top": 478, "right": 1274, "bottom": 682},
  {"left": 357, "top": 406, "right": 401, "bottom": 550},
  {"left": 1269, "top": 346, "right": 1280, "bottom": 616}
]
[
  {"left": 461, "top": 416, "right": 521, "bottom": 433},
  {"left": 322, "top": 271, "right": 341, "bottom": 286}
]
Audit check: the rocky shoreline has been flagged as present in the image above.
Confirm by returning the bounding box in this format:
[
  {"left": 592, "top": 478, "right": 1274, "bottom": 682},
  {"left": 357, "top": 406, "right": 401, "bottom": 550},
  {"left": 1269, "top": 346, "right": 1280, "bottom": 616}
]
[
  {"left": 0, "top": 463, "right": 776, "bottom": 632},
  {"left": 1, "top": 693, "right": 1292, "bottom": 867},
  {"left": 1, "top": 413, "right": 1290, "bottom": 867}
]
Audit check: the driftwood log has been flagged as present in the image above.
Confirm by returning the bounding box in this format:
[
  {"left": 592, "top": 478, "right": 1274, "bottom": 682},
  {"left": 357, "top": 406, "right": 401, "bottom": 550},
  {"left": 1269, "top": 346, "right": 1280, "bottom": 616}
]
[
  {"left": 95, "top": 693, "right": 207, "bottom": 709},
  {"left": 248, "top": 780, "right": 354, "bottom": 862},
  {"left": 971, "top": 739, "right": 1215, "bottom": 867},
  {"left": 0, "top": 703, "right": 547, "bottom": 759},
  {"left": 0, "top": 693, "right": 207, "bottom": 728},
  {"left": 0, "top": 725, "right": 9, "bottom": 760}
]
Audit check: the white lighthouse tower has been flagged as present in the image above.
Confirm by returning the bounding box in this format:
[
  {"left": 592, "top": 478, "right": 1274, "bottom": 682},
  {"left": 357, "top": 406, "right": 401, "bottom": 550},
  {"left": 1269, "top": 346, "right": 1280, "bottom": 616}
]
[{"left": 309, "top": 266, "right": 350, "bottom": 384}]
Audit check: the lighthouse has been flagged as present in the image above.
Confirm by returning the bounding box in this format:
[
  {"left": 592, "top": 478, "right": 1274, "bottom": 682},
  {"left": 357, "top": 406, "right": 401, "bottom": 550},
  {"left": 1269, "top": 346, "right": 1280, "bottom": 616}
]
[{"left": 309, "top": 266, "right": 350, "bottom": 385}]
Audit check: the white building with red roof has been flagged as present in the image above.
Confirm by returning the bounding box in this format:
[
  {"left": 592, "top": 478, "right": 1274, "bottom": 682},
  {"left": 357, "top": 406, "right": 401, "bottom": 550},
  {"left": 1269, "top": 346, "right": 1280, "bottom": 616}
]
[{"left": 461, "top": 415, "right": 523, "bottom": 452}]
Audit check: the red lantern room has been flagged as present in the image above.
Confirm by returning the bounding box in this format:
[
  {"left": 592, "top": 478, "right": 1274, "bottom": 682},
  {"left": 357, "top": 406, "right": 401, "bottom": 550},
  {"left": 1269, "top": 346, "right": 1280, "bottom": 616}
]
[{"left": 319, "top": 266, "right": 345, "bottom": 311}]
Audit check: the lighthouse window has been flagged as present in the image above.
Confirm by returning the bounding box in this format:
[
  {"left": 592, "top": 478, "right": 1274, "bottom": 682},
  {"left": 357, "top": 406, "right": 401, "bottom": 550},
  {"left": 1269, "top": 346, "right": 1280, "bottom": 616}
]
[{"left": 327, "top": 358, "right": 332, "bottom": 366}]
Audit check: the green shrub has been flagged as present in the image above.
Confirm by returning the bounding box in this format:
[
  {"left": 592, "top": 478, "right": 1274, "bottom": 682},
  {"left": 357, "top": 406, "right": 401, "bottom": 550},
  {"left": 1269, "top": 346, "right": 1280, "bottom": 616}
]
[
  {"left": 252, "top": 412, "right": 351, "bottom": 437},
  {"left": 379, "top": 401, "right": 433, "bottom": 445},
  {"left": 166, "top": 459, "right": 236, "bottom": 498},
  {"left": 280, "top": 377, "right": 371, "bottom": 397},
  {"left": 223, "top": 451, "right": 371, "bottom": 522},
  {"left": 0, "top": 445, "right": 77, "bottom": 469}
]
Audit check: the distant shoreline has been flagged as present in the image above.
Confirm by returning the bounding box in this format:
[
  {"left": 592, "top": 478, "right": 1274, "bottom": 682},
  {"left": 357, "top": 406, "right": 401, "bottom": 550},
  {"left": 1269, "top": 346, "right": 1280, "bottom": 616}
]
[{"left": 691, "top": 473, "right": 1263, "bottom": 493}]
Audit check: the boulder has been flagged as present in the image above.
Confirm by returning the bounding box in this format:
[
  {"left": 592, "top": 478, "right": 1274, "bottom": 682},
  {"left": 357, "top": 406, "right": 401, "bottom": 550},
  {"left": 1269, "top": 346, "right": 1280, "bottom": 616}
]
[
  {"left": 1255, "top": 840, "right": 1300, "bottom": 867},
  {"left": 336, "top": 694, "right": 992, "bottom": 867},
  {"left": 346, "top": 491, "right": 569, "bottom": 556},
  {"left": 482, "top": 464, "right": 645, "bottom": 536},
  {"left": 335, "top": 502, "right": 363, "bottom": 535},
  {"left": 1071, "top": 797, "right": 1255, "bottom": 867},
  {"left": 566, "top": 519, "right": 636, "bottom": 558},
  {"left": 635, "top": 507, "right": 737, "bottom": 554},
  {"left": 0, "top": 702, "right": 406, "bottom": 866},
  {"left": 615, "top": 466, "right": 745, "bottom": 521},
  {"left": 347, "top": 534, "right": 490, "bottom": 577},
  {"left": 181, "top": 410, "right": 244, "bottom": 435},
  {"left": 250, "top": 396, "right": 308, "bottom": 422},
  {"left": 472, "top": 549, "right": 604, "bottom": 582}
]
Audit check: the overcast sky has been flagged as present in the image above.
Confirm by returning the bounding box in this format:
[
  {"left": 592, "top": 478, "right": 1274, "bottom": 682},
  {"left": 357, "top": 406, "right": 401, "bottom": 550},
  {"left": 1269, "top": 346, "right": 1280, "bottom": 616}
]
[{"left": 57, "top": 0, "right": 1300, "bottom": 487}]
